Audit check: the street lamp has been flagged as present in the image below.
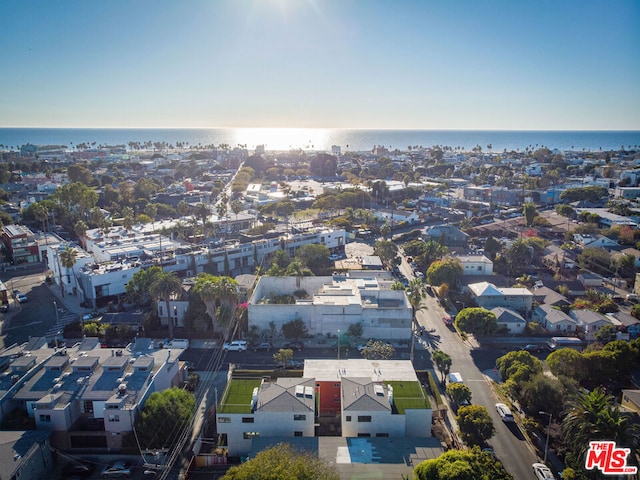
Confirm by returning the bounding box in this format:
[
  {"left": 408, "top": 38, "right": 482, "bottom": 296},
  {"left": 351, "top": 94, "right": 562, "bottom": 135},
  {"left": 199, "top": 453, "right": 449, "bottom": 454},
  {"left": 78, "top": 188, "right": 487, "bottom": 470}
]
[
  {"left": 337, "top": 329, "right": 341, "bottom": 361},
  {"left": 539, "top": 411, "right": 553, "bottom": 463}
]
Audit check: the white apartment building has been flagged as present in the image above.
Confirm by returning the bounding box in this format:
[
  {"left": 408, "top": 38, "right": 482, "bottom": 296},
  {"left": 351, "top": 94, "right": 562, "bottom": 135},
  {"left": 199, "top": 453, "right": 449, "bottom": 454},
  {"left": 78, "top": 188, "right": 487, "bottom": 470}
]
[
  {"left": 217, "top": 359, "right": 431, "bottom": 456},
  {"left": 248, "top": 272, "right": 412, "bottom": 340},
  {"left": 456, "top": 255, "right": 493, "bottom": 275}
]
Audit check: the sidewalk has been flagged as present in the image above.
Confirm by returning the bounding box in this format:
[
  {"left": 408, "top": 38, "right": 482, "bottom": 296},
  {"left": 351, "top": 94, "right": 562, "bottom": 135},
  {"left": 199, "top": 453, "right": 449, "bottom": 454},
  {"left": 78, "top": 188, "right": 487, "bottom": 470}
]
[{"left": 46, "top": 282, "right": 85, "bottom": 316}]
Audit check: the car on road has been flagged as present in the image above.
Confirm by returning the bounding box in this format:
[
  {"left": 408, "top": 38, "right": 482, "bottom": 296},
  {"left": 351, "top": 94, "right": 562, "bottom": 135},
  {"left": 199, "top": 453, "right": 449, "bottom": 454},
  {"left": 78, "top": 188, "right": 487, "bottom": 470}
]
[
  {"left": 532, "top": 462, "right": 555, "bottom": 480},
  {"left": 521, "top": 344, "right": 543, "bottom": 353},
  {"left": 495, "top": 403, "right": 515, "bottom": 422},
  {"left": 253, "top": 342, "right": 272, "bottom": 352},
  {"left": 0, "top": 304, "right": 8, "bottom": 313},
  {"left": 282, "top": 341, "right": 304, "bottom": 351},
  {"left": 12, "top": 289, "right": 28, "bottom": 303},
  {"left": 101, "top": 461, "right": 132, "bottom": 478},
  {"left": 62, "top": 461, "right": 95, "bottom": 477},
  {"left": 222, "top": 340, "right": 247, "bottom": 352}
]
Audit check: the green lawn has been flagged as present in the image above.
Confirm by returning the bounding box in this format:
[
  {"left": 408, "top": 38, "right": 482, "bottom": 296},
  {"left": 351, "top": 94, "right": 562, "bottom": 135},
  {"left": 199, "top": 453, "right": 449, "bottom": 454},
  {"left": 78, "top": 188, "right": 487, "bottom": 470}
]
[
  {"left": 218, "top": 379, "right": 262, "bottom": 414},
  {"left": 388, "top": 381, "right": 431, "bottom": 414}
]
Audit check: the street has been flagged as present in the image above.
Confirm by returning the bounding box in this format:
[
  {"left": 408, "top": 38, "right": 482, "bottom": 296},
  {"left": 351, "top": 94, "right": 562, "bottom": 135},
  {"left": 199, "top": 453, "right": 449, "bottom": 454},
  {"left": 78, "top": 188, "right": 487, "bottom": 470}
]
[{"left": 398, "top": 253, "right": 541, "bottom": 480}]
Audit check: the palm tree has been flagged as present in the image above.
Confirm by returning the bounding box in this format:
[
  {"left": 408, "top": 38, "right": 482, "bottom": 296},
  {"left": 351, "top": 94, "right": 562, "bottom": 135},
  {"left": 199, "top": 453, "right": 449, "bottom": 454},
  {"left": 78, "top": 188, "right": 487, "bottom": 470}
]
[
  {"left": 406, "top": 278, "right": 427, "bottom": 362},
  {"left": 32, "top": 203, "right": 49, "bottom": 233},
  {"left": 432, "top": 350, "right": 452, "bottom": 384},
  {"left": 149, "top": 272, "right": 182, "bottom": 339},
  {"left": 286, "top": 260, "right": 307, "bottom": 289},
  {"left": 74, "top": 220, "right": 88, "bottom": 250},
  {"left": 193, "top": 276, "right": 239, "bottom": 335},
  {"left": 562, "top": 388, "right": 639, "bottom": 470},
  {"left": 58, "top": 246, "right": 78, "bottom": 298},
  {"left": 121, "top": 206, "right": 134, "bottom": 232}
]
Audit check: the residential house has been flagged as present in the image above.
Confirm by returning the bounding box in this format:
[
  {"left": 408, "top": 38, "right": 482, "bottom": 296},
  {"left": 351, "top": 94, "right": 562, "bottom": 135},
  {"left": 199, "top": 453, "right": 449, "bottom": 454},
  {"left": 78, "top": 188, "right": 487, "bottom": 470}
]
[
  {"left": 575, "top": 208, "right": 638, "bottom": 229},
  {"left": 467, "top": 282, "right": 534, "bottom": 316},
  {"left": 606, "top": 311, "right": 640, "bottom": 339},
  {"left": 532, "top": 304, "right": 577, "bottom": 333},
  {"left": 621, "top": 390, "right": 640, "bottom": 414},
  {"left": 491, "top": 307, "right": 527, "bottom": 334},
  {"left": 577, "top": 273, "right": 603, "bottom": 288},
  {"left": 248, "top": 273, "right": 412, "bottom": 340},
  {"left": 422, "top": 225, "right": 469, "bottom": 248},
  {"left": 542, "top": 245, "right": 577, "bottom": 273},
  {"left": 0, "top": 430, "right": 52, "bottom": 480},
  {"left": 611, "top": 248, "right": 640, "bottom": 268},
  {"left": 614, "top": 187, "right": 640, "bottom": 200},
  {"left": 373, "top": 208, "right": 419, "bottom": 225},
  {"left": 569, "top": 309, "right": 613, "bottom": 340},
  {"left": 457, "top": 255, "right": 493, "bottom": 276},
  {"left": 573, "top": 234, "right": 618, "bottom": 249},
  {"left": 531, "top": 286, "right": 571, "bottom": 307}
]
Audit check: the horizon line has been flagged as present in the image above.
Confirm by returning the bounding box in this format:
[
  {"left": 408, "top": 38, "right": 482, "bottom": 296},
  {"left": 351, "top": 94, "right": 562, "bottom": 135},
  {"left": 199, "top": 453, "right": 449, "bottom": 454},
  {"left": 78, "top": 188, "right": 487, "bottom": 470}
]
[{"left": 1, "top": 126, "right": 640, "bottom": 132}]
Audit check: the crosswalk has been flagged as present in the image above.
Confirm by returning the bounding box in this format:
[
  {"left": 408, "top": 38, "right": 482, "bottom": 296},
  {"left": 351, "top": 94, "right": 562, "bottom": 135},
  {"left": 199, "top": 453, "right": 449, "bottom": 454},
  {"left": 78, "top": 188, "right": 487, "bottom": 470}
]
[{"left": 46, "top": 307, "right": 79, "bottom": 337}]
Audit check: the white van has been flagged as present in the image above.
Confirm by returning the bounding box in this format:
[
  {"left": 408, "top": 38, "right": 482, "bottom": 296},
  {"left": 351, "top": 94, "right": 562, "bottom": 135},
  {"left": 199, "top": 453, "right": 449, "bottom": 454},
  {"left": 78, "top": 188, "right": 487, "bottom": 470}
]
[{"left": 449, "top": 372, "right": 463, "bottom": 383}]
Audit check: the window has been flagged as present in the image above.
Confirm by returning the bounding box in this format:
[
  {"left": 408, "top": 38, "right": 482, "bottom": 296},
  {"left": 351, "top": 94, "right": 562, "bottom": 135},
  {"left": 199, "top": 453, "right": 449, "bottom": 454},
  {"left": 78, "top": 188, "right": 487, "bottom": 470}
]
[
  {"left": 108, "top": 414, "right": 120, "bottom": 422},
  {"left": 346, "top": 416, "right": 352, "bottom": 422},
  {"left": 243, "top": 432, "right": 260, "bottom": 439},
  {"left": 293, "top": 414, "right": 306, "bottom": 421},
  {"left": 218, "top": 417, "right": 231, "bottom": 423},
  {"left": 357, "top": 433, "right": 371, "bottom": 437},
  {"left": 376, "top": 433, "right": 389, "bottom": 437},
  {"left": 358, "top": 416, "right": 372, "bottom": 422},
  {"left": 39, "top": 414, "right": 51, "bottom": 422},
  {"left": 242, "top": 417, "right": 254, "bottom": 423},
  {"left": 83, "top": 400, "right": 94, "bottom": 414},
  {"left": 294, "top": 431, "right": 303, "bottom": 437}
]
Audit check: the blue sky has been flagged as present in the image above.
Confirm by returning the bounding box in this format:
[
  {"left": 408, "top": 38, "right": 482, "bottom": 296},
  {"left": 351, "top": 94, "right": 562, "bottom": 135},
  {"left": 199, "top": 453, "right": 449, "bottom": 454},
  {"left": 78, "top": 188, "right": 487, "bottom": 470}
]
[{"left": 1, "top": 0, "right": 639, "bottom": 129}]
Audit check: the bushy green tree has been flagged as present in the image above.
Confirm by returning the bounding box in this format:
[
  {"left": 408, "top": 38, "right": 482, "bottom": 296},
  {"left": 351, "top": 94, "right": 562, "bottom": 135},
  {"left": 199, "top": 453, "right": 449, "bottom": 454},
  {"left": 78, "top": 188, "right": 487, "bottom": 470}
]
[
  {"left": 414, "top": 446, "right": 513, "bottom": 480},
  {"left": 222, "top": 443, "right": 339, "bottom": 480},
  {"left": 546, "top": 348, "right": 587, "bottom": 381},
  {"left": 446, "top": 382, "right": 472, "bottom": 406},
  {"left": 134, "top": 388, "right": 196, "bottom": 449},
  {"left": 454, "top": 307, "right": 498, "bottom": 336},
  {"left": 427, "top": 258, "right": 463, "bottom": 287},
  {"left": 456, "top": 405, "right": 496, "bottom": 447}
]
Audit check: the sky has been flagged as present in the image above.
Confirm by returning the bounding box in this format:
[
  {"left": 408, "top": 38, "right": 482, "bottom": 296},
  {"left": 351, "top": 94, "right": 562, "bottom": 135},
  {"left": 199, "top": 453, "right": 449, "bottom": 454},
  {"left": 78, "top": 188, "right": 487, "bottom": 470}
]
[{"left": 1, "top": 0, "right": 639, "bottom": 130}]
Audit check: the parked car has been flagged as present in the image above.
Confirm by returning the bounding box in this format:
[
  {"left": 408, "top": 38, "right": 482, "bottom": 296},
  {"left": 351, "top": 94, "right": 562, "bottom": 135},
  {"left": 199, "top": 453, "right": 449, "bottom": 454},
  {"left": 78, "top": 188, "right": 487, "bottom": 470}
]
[
  {"left": 495, "top": 403, "right": 515, "bottom": 422},
  {"left": 0, "top": 304, "right": 8, "bottom": 313},
  {"left": 12, "top": 289, "right": 28, "bottom": 303},
  {"left": 282, "top": 341, "right": 304, "bottom": 351},
  {"left": 329, "top": 254, "right": 341, "bottom": 261},
  {"left": 222, "top": 340, "right": 247, "bottom": 352},
  {"left": 532, "top": 462, "right": 555, "bottom": 480},
  {"left": 521, "top": 344, "right": 543, "bottom": 353},
  {"left": 101, "top": 461, "right": 132, "bottom": 478},
  {"left": 253, "top": 342, "right": 272, "bottom": 352},
  {"left": 62, "top": 461, "right": 95, "bottom": 477}
]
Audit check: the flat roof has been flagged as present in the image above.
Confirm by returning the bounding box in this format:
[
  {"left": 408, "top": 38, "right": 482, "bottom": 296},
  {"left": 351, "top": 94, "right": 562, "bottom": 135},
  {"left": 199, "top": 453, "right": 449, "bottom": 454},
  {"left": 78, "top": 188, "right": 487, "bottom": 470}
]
[{"left": 304, "top": 359, "right": 418, "bottom": 383}]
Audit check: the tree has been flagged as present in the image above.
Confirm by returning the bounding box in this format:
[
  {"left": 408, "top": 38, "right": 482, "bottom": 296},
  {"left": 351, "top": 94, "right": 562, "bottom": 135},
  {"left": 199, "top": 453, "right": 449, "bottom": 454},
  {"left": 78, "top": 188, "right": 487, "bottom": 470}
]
[
  {"left": 455, "top": 307, "right": 498, "bottom": 336},
  {"left": 67, "top": 164, "right": 93, "bottom": 184},
  {"left": 73, "top": 220, "right": 88, "bottom": 249},
  {"left": 523, "top": 202, "right": 538, "bottom": 227},
  {"left": 456, "top": 405, "right": 495, "bottom": 447},
  {"left": 192, "top": 274, "right": 239, "bottom": 334},
  {"left": 577, "top": 247, "right": 611, "bottom": 276},
  {"left": 360, "top": 340, "right": 395, "bottom": 360},
  {"left": 58, "top": 246, "right": 78, "bottom": 297},
  {"left": 518, "top": 374, "right": 566, "bottom": 418},
  {"left": 414, "top": 446, "right": 513, "bottom": 480},
  {"left": 126, "top": 266, "right": 163, "bottom": 307},
  {"left": 495, "top": 350, "right": 543, "bottom": 386},
  {"left": 432, "top": 350, "right": 452, "bottom": 384},
  {"left": 546, "top": 348, "right": 587, "bottom": 381},
  {"left": 222, "top": 443, "right": 339, "bottom": 480},
  {"left": 346, "top": 322, "right": 363, "bottom": 339},
  {"left": 149, "top": 271, "right": 182, "bottom": 339},
  {"left": 562, "top": 388, "right": 639, "bottom": 472},
  {"left": 373, "top": 240, "right": 399, "bottom": 268},
  {"left": 503, "top": 239, "right": 534, "bottom": 277},
  {"left": 231, "top": 199, "right": 243, "bottom": 220},
  {"left": 273, "top": 349, "right": 294, "bottom": 369},
  {"left": 281, "top": 318, "right": 308, "bottom": 340},
  {"left": 285, "top": 260, "right": 311, "bottom": 288},
  {"left": 295, "top": 244, "right": 332, "bottom": 275},
  {"left": 446, "top": 382, "right": 472, "bottom": 406},
  {"left": 406, "top": 278, "right": 427, "bottom": 320},
  {"left": 427, "top": 258, "right": 463, "bottom": 287},
  {"left": 133, "top": 387, "right": 196, "bottom": 450}
]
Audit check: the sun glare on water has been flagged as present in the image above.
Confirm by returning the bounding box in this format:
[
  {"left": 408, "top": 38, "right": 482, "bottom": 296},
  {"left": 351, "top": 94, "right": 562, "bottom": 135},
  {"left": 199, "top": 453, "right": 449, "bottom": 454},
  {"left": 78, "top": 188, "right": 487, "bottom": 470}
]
[{"left": 234, "top": 128, "right": 329, "bottom": 151}]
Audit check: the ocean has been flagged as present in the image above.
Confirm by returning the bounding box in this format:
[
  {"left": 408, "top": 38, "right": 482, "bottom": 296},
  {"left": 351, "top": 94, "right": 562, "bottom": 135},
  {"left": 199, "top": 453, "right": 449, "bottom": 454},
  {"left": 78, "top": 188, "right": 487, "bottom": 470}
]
[{"left": 1, "top": 128, "right": 639, "bottom": 153}]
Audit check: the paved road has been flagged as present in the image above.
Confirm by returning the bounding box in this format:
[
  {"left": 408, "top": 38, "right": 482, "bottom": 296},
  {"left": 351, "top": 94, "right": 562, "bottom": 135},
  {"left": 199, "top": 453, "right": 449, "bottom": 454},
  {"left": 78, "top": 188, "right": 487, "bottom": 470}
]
[
  {"left": 398, "top": 254, "right": 541, "bottom": 480},
  {"left": 0, "top": 269, "right": 78, "bottom": 349}
]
